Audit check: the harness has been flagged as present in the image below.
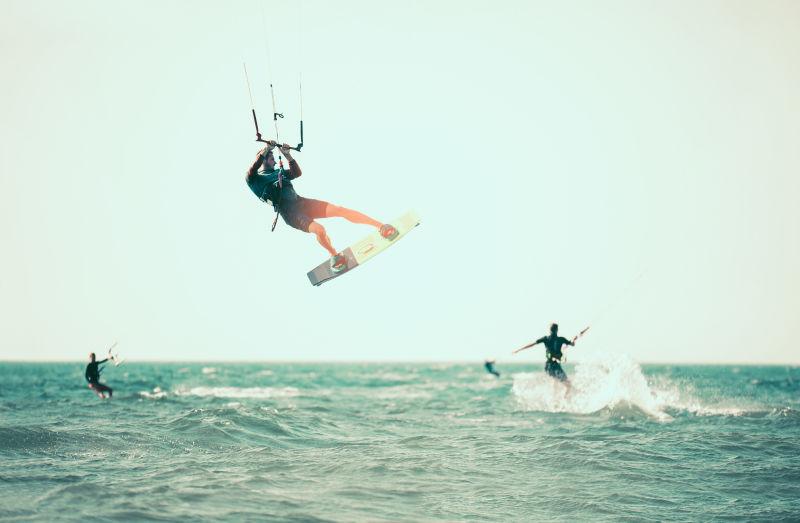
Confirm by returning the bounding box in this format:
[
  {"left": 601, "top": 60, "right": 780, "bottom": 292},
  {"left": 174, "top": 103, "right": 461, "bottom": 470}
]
[
  {"left": 546, "top": 351, "right": 564, "bottom": 364},
  {"left": 257, "top": 166, "right": 284, "bottom": 232}
]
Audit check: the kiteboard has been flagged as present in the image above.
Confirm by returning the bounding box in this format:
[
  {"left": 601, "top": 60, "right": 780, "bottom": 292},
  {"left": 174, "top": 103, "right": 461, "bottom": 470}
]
[{"left": 307, "top": 210, "right": 420, "bottom": 286}]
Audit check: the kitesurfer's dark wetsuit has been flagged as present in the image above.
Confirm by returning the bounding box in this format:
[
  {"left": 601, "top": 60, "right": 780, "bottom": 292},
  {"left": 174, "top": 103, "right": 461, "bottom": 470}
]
[
  {"left": 484, "top": 361, "right": 500, "bottom": 378},
  {"left": 535, "top": 335, "right": 574, "bottom": 382},
  {"left": 246, "top": 160, "right": 328, "bottom": 232},
  {"left": 85, "top": 359, "right": 113, "bottom": 397}
]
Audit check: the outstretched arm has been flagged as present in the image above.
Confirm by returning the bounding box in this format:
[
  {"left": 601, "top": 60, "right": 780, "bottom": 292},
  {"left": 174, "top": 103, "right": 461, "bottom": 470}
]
[{"left": 513, "top": 339, "right": 541, "bottom": 355}]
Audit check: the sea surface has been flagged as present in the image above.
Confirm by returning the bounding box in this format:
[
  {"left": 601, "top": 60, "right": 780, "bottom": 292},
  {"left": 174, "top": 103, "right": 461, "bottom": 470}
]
[{"left": 1, "top": 357, "right": 799, "bottom": 522}]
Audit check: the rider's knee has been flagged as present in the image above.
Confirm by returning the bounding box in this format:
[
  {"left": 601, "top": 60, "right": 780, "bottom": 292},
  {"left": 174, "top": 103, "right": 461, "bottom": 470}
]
[{"left": 308, "top": 222, "right": 325, "bottom": 236}]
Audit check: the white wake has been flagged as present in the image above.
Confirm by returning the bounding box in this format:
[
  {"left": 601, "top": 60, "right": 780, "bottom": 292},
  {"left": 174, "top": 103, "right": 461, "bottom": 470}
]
[{"left": 511, "top": 353, "right": 675, "bottom": 420}]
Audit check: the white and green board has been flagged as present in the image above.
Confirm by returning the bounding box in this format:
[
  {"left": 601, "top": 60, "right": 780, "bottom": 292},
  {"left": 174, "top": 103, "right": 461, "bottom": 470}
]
[{"left": 307, "top": 210, "right": 420, "bottom": 286}]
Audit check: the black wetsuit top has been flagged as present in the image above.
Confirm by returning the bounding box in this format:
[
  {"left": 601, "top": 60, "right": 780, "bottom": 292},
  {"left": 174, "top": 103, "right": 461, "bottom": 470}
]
[
  {"left": 246, "top": 163, "right": 301, "bottom": 210},
  {"left": 536, "top": 335, "right": 573, "bottom": 362},
  {"left": 85, "top": 359, "right": 107, "bottom": 383}
]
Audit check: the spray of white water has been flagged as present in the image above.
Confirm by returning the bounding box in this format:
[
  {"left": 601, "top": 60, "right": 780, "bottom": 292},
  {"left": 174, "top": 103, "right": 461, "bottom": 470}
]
[{"left": 512, "top": 353, "right": 676, "bottom": 420}]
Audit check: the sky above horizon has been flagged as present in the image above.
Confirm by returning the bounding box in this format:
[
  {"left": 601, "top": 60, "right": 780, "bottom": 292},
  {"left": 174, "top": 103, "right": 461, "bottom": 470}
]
[{"left": 1, "top": 0, "right": 798, "bottom": 364}]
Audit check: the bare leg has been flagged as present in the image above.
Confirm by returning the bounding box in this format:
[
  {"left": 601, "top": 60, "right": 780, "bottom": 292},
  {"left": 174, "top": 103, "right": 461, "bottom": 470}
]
[
  {"left": 88, "top": 383, "right": 106, "bottom": 399},
  {"left": 323, "top": 204, "right": 382, "bottom": 229},
  {"left": 101, "top": 384, "right": 113, "bottom": 398},
  {"left": 308, "top": 222, "right": 338, "bottom": 257}
]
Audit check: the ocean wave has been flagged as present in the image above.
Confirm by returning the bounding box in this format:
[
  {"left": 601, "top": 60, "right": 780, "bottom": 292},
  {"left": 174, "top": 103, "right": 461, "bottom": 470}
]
[
  {"left": 358, "top": 372, "right": 419, "bottom": 388},
  {"left": 175, "top": 386, "right": 300, "bottom": 399},
  {"left": 0, "top": 427, "right": 78, "bottom": 452},
  {"left": 368, "top": 385, "right": 434, "bottom": 400},
  {"left": 137, "top": 386, "right": 301, "bottom": 400},
  {"left": 681, "top": 406, "right": 800, "bottom": 420},
  {"left": 750, "top": 377, "right": 800, "bottom": 391},
  {"left": 139, "top": 386, "right": 168, "bottom": 399},
  {"left": 666, "top": 401, "right": 748, "bottom": 417},
  {"left": 769, "top": 406, "right": 800, "bottom": 419},
  {"left": 160, "top": 405, "right": 295, "bottom": 443}
]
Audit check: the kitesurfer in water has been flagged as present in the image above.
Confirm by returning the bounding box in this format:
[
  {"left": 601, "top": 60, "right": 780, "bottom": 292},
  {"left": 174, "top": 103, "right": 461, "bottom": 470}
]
[
  {"left": 484, "top": 359, "right": 500, "bottom": 378},
  {"left": 85, "top": 352, "right": 113, "bottom": 399},
  {"left": 512, "top": 323, "right": 577, "bottom": 382},
  {"left": 245, "top": 142, "right": 398, "bottom": 271}
]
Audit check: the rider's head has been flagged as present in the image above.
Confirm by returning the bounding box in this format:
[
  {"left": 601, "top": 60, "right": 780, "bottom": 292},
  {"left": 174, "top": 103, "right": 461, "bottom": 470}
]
[
  {"left": 89, "top": 352, "right": 96, "bottom": 362},
  {"left": 262, "top": 149, "right": 276, "bottom": 170},
  {"left": 550, "top": 323, "right": 559, "bottom": 334}
]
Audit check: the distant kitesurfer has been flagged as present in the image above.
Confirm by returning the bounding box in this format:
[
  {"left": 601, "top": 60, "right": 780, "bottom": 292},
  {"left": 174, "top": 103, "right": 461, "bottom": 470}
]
[
  {"left": 85, "top": 352, "right": 113, "bottom": 399},
  {"left": 246, "top": 142, "right": 398, "bottom": 271},
  {"left": 484, "top": 359, "right": 500, "bottom": 378},
  {"left": 512, "top": 323, "right": 577, "bottom": 382}
]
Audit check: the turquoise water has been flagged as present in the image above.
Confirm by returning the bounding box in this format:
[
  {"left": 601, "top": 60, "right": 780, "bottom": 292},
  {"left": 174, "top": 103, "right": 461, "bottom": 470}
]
[{"left": 1, "top": 358, "right": 799, "bottom": 521}]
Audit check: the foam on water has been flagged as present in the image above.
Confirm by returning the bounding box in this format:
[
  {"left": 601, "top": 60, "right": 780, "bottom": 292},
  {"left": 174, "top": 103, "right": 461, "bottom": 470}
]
[
  {"left": 511, "top": 354, "right": 780, "bottom": 420},
  {"left": 139, "top": 386, "right": 301, "bottom": 399},
  {"left": 174, "top": 386, "right": 300, "bottom": 399},
  {"left": 138, "top": 386, "right": 168, "bottom": 399},
  {"left": 512, "top": 353, "right": 676, "bottom": 420}
]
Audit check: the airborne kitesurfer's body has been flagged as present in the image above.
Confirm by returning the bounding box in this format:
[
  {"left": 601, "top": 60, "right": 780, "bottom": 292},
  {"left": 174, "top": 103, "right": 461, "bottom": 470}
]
[
  {"left": 85, "top": 352, "right": 113, "bottom": 399},
  {"left": 484, "top": 359, "right": 500, "bottom": 378},
  {"left": 513, "top": 323, "right": 577, "bottom": 382},
  {"left": 246, "top": 142, "right": 398, "bottom": 271}
]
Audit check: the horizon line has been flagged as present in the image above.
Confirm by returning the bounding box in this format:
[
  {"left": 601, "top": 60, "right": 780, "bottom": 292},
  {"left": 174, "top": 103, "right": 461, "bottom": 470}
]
[{"left": 1, "top": 359, "right": 798, "bottom": 366}]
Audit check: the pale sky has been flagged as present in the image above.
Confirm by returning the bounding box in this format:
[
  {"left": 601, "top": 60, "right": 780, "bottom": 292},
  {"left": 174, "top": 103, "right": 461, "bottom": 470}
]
[{"left": 1, "top": 0, "right": 798, "bottom": 363}]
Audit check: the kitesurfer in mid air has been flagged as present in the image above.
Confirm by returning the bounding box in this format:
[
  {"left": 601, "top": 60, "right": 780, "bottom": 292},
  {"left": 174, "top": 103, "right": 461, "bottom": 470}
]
[
  {"left": 85, "top": 352, "right": 113, "bottom": 399},
  {"left": 245, "top": 142, "right": 398, "bottom": 272},
  {"left": 512, "top": 323, "right": 578, "bottom": 382}
]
